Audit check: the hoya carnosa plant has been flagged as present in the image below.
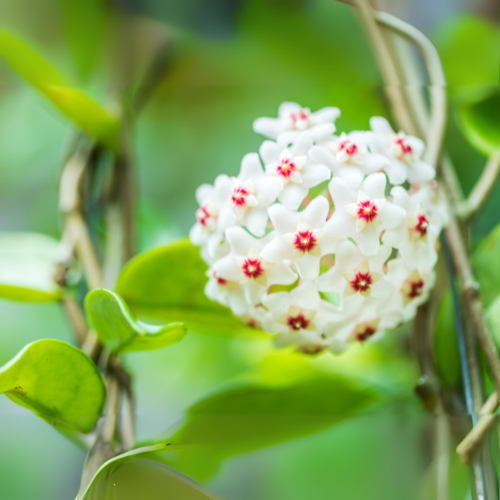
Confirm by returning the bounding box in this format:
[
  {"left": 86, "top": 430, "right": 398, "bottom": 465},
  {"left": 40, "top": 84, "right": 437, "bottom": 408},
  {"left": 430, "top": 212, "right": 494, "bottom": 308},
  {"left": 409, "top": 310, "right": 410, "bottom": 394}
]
[{"left": 190, "top": 102, "right": 448, "bottom": 354}]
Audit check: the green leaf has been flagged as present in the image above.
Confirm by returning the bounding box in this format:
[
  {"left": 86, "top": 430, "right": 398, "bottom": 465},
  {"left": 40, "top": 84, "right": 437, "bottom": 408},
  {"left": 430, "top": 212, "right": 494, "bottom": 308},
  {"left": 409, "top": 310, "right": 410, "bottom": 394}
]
[
  {"left": 458, "top": 90, "right": 500, "bottom": 156},
  {"left": 487, "top": 295, "right": 500, "bottom": 351},
  {"left": 0, "top": 232, "right": 61, "bottom": 302},
  {"left": 0, "top": 30, "right": 119, "bottom": 149},
  {"left": 432, "top": 15, "right": 500, "bottom": 100},
  {"left": 434, "top": 290, "right": 461, "bottom": 388},
  {"left": 0, "top": 339, "right": 105, "bottom": 433},
  {"left": 136, "top": 363, "right": 376, "bottom": 481},
  {"left": 116, "top": 238, "right": 267, "bottom": 339},
  {"left": 78, "top": 446, "right": 223, "bottom": 500},
  {"left": 474, "top": 222, "right": 500, "bottom": 308},
  {"left": 85, "top": 289, "right": 187, "bottom": 353}
]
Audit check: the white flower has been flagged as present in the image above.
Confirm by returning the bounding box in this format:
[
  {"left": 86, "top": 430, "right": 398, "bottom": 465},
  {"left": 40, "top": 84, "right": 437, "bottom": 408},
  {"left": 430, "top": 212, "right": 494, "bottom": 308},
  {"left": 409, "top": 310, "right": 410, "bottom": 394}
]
[
  {"left": 214, "top": 227, "right": 297, "bottom": 306},
  {"left": 379, "top": 258, "right": 435, "bottom": 322},
  {"left": 259, "top": 131, "right": 331, "bottom": 210},
  {"left": 253, "top": 102, "right": 340, "bottom": 146},
  {"left": 191, "top": 103, "right": 447, "bottom": 355},
  {"left": 316, "top": 239, "right": 393, "bottom": 312},
  {"left": 262, "top": 281, "right": 329, "bottom": 353},
  {"left": 325, "top": 173, "right": 406, "bottom": 256},
  {"left": 227, "top": 153, "right": 283, "bottom": 237},
  {"left": 309, "top": 131, "right": 389, "bottom": 188},
  {"left": 382, "top": 186, "right": 439, "bottom": 271},
  {"left": 189, "top": 177, "right": 236, "bottom": 258},
  {"left": 261, "top": 196, "right": 335, "bottom": 280},
  {"left": 368, "top": 117, "right": 435, "bottom": 185},
  {"left": 205, "top": 268, "right": 248, "bottom": 316}
]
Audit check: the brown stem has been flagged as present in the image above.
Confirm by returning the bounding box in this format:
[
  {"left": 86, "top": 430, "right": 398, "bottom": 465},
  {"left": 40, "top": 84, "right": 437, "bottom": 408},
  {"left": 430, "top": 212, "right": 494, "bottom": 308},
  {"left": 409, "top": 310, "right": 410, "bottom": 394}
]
[{"left": 61, "top": 292, "right": 89, "bottom": 346}]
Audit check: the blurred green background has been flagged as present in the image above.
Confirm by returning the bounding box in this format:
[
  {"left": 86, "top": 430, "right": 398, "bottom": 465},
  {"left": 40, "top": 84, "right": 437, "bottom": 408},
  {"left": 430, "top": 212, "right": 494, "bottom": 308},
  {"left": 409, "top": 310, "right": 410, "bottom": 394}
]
[{"left": 0, "top": 0, "right": 499, "bottom": 498}]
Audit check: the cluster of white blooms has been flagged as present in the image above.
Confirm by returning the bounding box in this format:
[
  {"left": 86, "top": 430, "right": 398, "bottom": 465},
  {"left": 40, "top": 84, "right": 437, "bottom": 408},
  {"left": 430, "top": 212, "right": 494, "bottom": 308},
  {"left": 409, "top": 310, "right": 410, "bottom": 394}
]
[{"left": 190, "top": 103, "right": 448, "bottom": 354}]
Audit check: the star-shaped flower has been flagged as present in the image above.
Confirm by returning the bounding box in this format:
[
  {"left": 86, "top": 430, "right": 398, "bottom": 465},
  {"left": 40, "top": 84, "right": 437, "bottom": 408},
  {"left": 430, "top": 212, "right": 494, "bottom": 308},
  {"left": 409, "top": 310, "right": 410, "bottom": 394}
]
[
  {"left": 253, "top": 102, "right": 340, "bottom": 146},
  {"left": 259, "top": 131, "right": 331, "bottom": 210},
  {"left": 325, "top": 173, "right": 406, "bottom": 256},
  {"left": 261, "top": 196, "right": 335, "bottom": 280}
]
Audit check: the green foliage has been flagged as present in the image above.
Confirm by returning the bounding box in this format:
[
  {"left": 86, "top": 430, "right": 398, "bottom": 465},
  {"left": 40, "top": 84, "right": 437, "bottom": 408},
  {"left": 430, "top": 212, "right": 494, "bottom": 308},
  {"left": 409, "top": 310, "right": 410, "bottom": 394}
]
[
  {"left": 85, "top": 289, "right": 187, "bottom": 353},
  {"left": 432, "top": 15, "right": 500, "bottom": 99},
  {"left": 137, "top": 358, "right": 376, "bottom": 481},
  {"left": 0, "top": 339, "right": 105, "bottom": 433},
  {"left": 433, "top": 290, "right": 461, "bottom": 388},
  {"left": 0, "top": 30, "right": 118, "bottom": 149},
  {"left": 486, "top": 295, "right": 500, "bottom": 351},
  {"left": 458, "top": 90, "right": 500, "bottom": 157},
  {"left": 78, "top": 446, "right": 222, "bottom": 500},
  {"left": 0, "top": 232, "right": 61, "bottom": 302},
  {"left": 116, "top": 238, "right": 267, "bottom": 338},
  {"left": 474, "top": 222, "right": 500, "bottom": 308}
]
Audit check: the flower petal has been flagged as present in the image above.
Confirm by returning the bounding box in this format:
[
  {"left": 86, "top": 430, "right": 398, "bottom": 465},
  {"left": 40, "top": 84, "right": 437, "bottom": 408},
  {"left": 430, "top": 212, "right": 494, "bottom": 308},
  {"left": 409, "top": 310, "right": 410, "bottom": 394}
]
[
  {"left": 267, "top": 262, "right": 298, "bottom": 286},
  {"left": 259, "top": 140, "right": 281, "bottom": 165},
  {"left": 380, "top": 202, "right": 406, "bottom": 229},
  {"left": 295, "top": 253, "right": 321, "bottom": 280},
  {"left": 361, "top": 172, "right": 386, "bottom": 200},
  {"left": 244, "top": 207, "right": 269, "bottom": 237},
  {"left": 328, "top": 177, "right": 357, "bottom": 207},
  {"left": 253, "top": 117, "right": 281, "bottom": 139},
  {"left": 302, "top": 195, "right": 329, "bottom": 227},
  {"left": 291, "top": 131, "right": 314, "bottom": 156},
  {"left": 255, "top": 176, "right": 283, "bottom": 206},
  {"left": 239, "top": 153, "right": 263, "bottom": 180},
  {"left": 291, "top": 281, "right": 321, "bottom": 309},
  {"left": 301, "top": 164, "right": 331, "bottom": 188},
  {"left": 370, "top": 116, "right": 394, "bottom": 135},
  {"left": 278, "top": 183, "right": 309, "bottom": 210},
  {"left": 352, "top": 224, "right": 382, "bottom": 256}
]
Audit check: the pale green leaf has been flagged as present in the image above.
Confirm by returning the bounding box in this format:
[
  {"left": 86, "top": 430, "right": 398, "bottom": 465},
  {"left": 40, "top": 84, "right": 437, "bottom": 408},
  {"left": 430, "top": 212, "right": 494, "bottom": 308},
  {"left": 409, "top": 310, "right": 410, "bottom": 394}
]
[
  {"left": 116, "top": 238, "right": 268, "bottom": 339},
  {"left": 0, "top": 29, "right": 119, "bottom": 149},
  {"left": 0, "top": 339, "right": 105, "bottom": 433},
  {"left": 78, "top": 446, "right": 223, "bottom": 500},
  {"left": 85, "top": 289, "right": 187, "bottom": 353},
  {"left": 0, "top": 232, "right": 61, "bottom": 302},
  {"left": 136, "top": 364, "right": 376, "bottom": 481}
]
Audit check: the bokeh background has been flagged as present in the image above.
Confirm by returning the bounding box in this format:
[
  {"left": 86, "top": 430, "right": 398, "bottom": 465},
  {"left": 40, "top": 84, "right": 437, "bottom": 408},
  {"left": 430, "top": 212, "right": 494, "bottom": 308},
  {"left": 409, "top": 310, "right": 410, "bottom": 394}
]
[{"left": 0, "top": 0, "right": 499, "bottom": 499}]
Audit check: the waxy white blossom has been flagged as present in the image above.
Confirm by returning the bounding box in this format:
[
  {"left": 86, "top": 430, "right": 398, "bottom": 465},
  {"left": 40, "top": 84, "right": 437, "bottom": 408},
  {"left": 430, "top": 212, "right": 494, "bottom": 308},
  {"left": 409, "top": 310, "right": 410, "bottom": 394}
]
[
  {"left": 253, "top": 102, "right": 340, "bottom": 146},
  {"left": 190, "top": 103, "right": 447, "bottom": 355}
]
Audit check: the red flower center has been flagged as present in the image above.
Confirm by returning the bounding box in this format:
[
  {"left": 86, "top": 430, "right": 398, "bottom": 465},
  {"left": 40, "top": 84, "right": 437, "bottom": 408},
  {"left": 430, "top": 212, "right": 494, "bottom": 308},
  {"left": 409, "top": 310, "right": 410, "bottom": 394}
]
[
  {"left": 414, "top": 214, "right": 429, "bottom": 238},
  {"left": 293, "top": 230, "right": 317, "bottom": 254},
  {"left": 408, "top": 279, "right": 424, "bottom": 299},
  {"left": 277, "top": 157, "right": 297, "bottom": 179},
  {"left": 213, "top": 270, "right": 227, "bottom": 286},
  {"left": 355, "top": 326, "right": 377, "bottom": 342},
  {"left": 196, "top": 205, "right": 213, "bottom": 226},
  {"left": 394, "top": 137, "right": 412, "bottom": 156},
  {"left": 290, "top": 111, "right": 309, "bottom": 125},
  {"left": 356, "top": 200, "right": 378, "bottom": 222},
  {"left": 338, "top": 140, "right": 358, "bottom": 157},
  {"left": 231, "top": 186, "right": 249, "bottom": 206},
  {"left": 349, "top": 271, "right": 373, "bottom": 293},
  {"left": 242, "top": 258, "right": 264, "bottom": 280},
  {"left": 287, "top": 313, "right": 310, "bottom": 331}
]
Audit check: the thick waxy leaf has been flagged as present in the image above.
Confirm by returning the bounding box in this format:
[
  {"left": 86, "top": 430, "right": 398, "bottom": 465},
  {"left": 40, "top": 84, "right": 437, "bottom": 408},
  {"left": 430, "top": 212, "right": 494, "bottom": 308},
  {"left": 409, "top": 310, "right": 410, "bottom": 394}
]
[
  {"left": 78, "top": 446, "right": 223, "bottom": 500},
  {"left": 0, "top": 232, "right": 61, "bottom": 302},
  {"left": 116, "top": 238, "right": 267, "bottom": 338},
  {"left": 458, "top": 90, "right": 500, "bottom": 156},
  {"left": 0, "top": 339, "right": 105, "bottom": 433},
  {"left": 136, "top": 361, "right": 376, "bottom": 481},
  {"left": 434, "top": 291, "right": 461, "bottom": 388},
  {"left": 85, "top": 289, "right": 187, "bottom": 353},
  {"left": 0, "top": 30, "right": 118, "bottom": 149},
  {"left": 474, "top": 222, "right": 500, "bottom": 308}
]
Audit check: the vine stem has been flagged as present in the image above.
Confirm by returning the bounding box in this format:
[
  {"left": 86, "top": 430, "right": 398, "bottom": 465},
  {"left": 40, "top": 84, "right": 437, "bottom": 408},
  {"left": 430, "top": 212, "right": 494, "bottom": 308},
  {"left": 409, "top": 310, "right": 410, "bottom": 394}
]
[{"left": 457, "top": 155, "right": 500, "bottom": 219}]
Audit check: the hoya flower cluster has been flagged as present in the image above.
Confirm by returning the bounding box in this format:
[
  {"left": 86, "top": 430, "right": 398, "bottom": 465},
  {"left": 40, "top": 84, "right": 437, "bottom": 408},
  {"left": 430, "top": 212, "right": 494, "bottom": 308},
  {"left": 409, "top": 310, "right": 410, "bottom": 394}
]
[{"left": 190, "top": 103, "right": 447, "bottom": 354}]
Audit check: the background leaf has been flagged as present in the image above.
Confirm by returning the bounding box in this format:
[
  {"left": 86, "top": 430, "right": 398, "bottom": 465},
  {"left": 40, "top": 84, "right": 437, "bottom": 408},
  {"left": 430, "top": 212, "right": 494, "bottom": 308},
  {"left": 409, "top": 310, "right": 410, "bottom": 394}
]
[
  {"left": 0, "top": 30, "right": 118, "bottom": 149},
  {"left": 116, "top": 238, "right": 267, "bottom": 339},
  {"left": 458, "top": 90, "right": 500, "bottom": 157},
  {"left": 0, "top": 339, "right": 105, "bottom": 433},
  {"left": 433, "top": 290, "right": 461, "bottom": 388},
  {"left": 432, "top": 15, "right": 500, "bottom": 100},
  {"left": 136, "top": 362, "right": 377, "bottom": 481},
  {"left": 474, "top": 222, "right": 500, "bottom": 308},
  {"left": 79, "top": 446, "right": 223, "bottom": 500},
  {"left": 0, "top": 232, "right": 61, "bottom": 302},
  {"left": 85, "top": 289, "right": 187, "bottom": 353}
]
